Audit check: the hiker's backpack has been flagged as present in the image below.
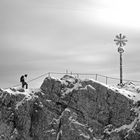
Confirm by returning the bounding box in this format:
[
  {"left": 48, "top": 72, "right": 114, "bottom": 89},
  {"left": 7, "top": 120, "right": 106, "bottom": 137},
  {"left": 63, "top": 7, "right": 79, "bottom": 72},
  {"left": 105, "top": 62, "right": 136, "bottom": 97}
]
[{"left": 20, "top": 75, "right": 24, "bottom": 82}]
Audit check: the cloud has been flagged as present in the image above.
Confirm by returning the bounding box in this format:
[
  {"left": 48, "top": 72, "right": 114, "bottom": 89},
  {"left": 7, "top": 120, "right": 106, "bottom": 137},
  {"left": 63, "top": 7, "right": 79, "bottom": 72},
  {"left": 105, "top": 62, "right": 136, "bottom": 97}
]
[{"left": 1, "top": 0, "right": 140, "bottom": 88}]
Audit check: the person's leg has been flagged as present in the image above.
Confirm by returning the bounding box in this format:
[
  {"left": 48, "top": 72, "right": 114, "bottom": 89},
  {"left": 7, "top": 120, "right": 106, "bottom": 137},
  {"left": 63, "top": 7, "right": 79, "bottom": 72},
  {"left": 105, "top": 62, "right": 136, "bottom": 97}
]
[
  {"left": 25, "top": 82, "right": 28, "bottom": 89},
  {"left": 23, "top": 82, "right": 26, "bottom": 89},
  {"left": 22, "top": 82, "right": 24, "bottom": 88}
]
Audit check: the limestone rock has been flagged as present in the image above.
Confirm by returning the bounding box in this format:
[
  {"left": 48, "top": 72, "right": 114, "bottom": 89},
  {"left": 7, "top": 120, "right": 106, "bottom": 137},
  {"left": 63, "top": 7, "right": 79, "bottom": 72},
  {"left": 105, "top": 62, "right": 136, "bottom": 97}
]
[{"left": 0, "top": 75, "right": 140, "bottom": 140}]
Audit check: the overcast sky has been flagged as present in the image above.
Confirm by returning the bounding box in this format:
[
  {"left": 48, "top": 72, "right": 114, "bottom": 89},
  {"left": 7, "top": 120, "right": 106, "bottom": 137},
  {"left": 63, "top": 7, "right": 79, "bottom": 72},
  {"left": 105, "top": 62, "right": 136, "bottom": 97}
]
[{"left": 1, "top": 0, "right": 140, "bottom": 88}]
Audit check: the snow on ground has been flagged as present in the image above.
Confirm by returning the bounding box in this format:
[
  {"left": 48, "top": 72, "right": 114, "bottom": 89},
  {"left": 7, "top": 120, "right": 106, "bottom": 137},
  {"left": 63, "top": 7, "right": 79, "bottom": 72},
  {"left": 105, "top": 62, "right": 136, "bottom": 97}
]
[
  {"left": 79, "top": 132, "right": 90, "bottom": 139},
  {"left": 113, "top": 106, "right": 140, "bottom": 133},
  {"left": 1, "top": 87, "right": 39, "bottom": 109},
  {"left": 61, "top": 81, "right": 82, "bottom": 97},
  {"left": 86, "top": 78, "right": 140, "bottom": 103},
  {"left": 113, "top": 83, "right": 140, "bottom": 103},
  {"left": 2, "top": 87, "right": 40, "bottom": 96},
  {"left": 123, "top": 82, "right": 140, "bottom": 93},
  {"left": 103, "top": 106, "right": 140, "bottom": 135},
  {"left": 110, "top": 86, "right": 140, "bottom": 102},
  {"left": 61, "top": 75, "right": 77, "bottom": 84}
]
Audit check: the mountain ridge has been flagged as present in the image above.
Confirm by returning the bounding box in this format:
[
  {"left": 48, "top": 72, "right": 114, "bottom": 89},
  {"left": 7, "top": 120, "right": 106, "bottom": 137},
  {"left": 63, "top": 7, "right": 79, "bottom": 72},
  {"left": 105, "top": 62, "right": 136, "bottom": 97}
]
[{"left": 0, "top": 75, "right": 140, "bottom": 140}]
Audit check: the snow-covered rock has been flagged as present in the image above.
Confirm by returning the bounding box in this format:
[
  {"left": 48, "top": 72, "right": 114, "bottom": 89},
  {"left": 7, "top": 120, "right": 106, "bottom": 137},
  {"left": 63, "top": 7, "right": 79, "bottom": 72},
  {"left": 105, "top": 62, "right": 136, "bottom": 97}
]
[{"left": 0, "top": 75, "right": 140, "bottom": 140}]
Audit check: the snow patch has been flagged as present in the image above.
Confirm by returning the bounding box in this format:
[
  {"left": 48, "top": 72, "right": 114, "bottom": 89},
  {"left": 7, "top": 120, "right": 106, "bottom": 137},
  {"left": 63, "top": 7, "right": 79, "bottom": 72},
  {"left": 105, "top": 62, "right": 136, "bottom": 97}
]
[
  {"left": 2, "top": 88, "right": 38, "bottom": 110},
  {"left": 87, "top": 78, "right": 140, "bottom": 102},
  {"left": 62, "top": 82, "right": 82, "bottom": 97},
  {"left": 46, "top": 99, "right": 52, "bottom": 103},
  {"left": 79, "top": 133, "right": 90, "bottom": 139},
  {"left": 114, "top": 107, "right": 140, "bottom": 132},
  {"left": 110, "top": 86, "right": 140, "bottom": 102}
]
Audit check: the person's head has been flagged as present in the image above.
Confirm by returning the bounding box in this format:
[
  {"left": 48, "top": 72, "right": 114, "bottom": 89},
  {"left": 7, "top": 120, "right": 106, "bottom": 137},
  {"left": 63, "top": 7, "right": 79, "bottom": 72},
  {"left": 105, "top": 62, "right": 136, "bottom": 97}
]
[{"left": 25, "top": 74, "right": 27, "bottom": 77}]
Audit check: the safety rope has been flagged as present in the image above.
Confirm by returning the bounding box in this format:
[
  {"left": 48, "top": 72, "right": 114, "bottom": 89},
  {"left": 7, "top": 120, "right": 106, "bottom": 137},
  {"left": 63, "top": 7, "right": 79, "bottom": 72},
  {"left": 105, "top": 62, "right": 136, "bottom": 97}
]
[{"left": 3, "top": 72, "right": 49, "bottom": 89}]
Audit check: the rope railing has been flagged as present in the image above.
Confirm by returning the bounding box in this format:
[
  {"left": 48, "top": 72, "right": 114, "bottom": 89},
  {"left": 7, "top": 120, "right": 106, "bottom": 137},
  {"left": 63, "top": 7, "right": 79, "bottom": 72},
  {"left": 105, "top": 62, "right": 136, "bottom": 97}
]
[
  {"left": 3, "top": 72, "right": 49, "bottom": 89},
  {"left": 50, "top": 72, "right": 140, "bottom": 83},
  {"left": 3, "top": 72, "right": 140, "bottom": 89},
  {"left": 48, "top": 72, "right": 140, "bottom": 84},
  {"left": 27, "top": 73, "right": 49, "bottom": 83}
]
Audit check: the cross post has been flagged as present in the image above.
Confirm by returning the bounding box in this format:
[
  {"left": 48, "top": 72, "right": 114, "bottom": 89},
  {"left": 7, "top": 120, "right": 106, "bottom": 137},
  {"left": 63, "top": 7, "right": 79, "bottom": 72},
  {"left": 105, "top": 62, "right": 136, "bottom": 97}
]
[{"left": 114, "top": 33, "right": 127, "bottom": 86}]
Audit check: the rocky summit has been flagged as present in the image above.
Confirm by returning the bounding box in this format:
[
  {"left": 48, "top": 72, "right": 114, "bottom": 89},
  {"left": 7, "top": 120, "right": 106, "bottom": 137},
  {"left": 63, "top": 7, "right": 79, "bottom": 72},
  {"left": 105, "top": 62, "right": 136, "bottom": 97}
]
[{"left": 0, "top": 75, "right": 140, "bottom": 140}]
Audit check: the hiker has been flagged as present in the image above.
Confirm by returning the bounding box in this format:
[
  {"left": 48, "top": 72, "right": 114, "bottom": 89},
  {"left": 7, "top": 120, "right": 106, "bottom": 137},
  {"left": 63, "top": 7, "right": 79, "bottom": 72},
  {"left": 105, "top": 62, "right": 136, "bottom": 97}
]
[{"left": 20, "top": 74, "right": 28, "bottom": 89}]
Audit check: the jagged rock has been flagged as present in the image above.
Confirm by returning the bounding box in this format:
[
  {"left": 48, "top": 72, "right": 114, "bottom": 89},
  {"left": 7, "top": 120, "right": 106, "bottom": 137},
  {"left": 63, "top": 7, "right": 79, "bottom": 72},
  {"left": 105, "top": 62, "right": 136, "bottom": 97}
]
[{"left": 0, "top": 75, "right": 140, "bottom": 139}]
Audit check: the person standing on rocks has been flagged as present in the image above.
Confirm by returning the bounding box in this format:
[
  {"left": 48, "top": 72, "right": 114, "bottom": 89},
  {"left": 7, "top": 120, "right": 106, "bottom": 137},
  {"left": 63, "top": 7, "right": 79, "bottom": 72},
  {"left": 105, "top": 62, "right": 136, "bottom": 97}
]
[{"left": 20, "top": 74, "right": 28, "bottom": 89}]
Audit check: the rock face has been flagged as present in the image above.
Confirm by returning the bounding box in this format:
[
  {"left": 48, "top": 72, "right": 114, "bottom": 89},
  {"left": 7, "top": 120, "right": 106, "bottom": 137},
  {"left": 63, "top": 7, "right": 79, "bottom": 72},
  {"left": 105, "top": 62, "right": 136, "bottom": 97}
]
[{"left": 0, "top": 75, "right": 140, "bottom": 140}]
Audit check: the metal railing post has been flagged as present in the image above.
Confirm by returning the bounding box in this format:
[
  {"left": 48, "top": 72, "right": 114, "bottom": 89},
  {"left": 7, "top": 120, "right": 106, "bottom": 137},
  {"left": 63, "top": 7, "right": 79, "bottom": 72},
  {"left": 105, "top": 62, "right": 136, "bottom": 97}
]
[
  {"left": 95, "top": 74, "right": 98, "bottom": 80},
  {"left": 77, "top": 74, "right": 79, "bottom": 79},
  {"left": 48, "top": 72, "right": 51, "bottom": 78},
  {"left": 66, "top": 70, "right": 68, "bottom": 74},
  {"left": 106, "top": 76, "right": 108, "bottom": 85}
]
